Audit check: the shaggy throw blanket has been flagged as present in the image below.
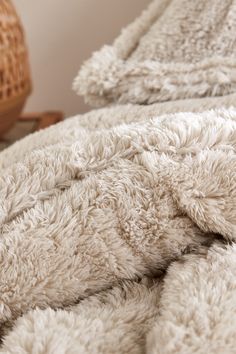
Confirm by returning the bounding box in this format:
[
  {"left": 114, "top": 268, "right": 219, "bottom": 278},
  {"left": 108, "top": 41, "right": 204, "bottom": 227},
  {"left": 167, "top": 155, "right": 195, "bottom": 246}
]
[{"left": 0, "top": 105, "right": 236, "bottom": 353}]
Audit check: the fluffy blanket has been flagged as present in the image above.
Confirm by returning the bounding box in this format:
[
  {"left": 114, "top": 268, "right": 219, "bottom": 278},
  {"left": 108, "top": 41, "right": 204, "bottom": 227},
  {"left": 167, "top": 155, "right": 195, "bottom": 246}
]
[{"left": 0, "top": 104, "right": 236, "bottom": 353}]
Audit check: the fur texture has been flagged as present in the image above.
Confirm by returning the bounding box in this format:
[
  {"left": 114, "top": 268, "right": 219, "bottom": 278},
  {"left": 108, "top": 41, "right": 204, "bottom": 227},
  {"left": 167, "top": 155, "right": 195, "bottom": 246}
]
[
  {"left": 0, "top": 278, "right": 162, "bottom": 354},
  {"left": 2, "top": 244, "right": 236, "bottom": 354},
  {"left": 1, "top": 93, "right": 236, "bottom": 170},
  {"left": 1, "top": 1, "right": 236, "bottom": 351},
  {"left": 147, "top": 244, "right": 236, "bottom": 354},
  {"left": 73, "top": 0, "right": 236, "bottom": 107},
  {"left": 0, "top": 108, "right": 236, "bottom": 353}
]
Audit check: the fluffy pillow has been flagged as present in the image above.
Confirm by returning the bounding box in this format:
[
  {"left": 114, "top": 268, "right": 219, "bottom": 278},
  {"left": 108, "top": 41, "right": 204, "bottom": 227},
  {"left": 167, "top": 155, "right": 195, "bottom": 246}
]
[{"left": 73, "top": 0, "right": 236, "bottom": 107}]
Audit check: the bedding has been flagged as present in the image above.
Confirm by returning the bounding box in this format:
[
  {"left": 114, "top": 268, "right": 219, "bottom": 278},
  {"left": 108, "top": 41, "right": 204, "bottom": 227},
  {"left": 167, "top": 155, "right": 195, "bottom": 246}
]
[
  {"left": 1, "top": 91, "right": 236, "bottom": 170},
  {"left": 73, "top": 0, "right": 236, "bottom": 107},
  {"left": 1, "top": 0, "right": 236, "bottom": 352},
  {"left": 2, "top": 244, "right": 236, "bottom": 354},
  {"left": 0, "top": 106, "right": 235, "bottom": 353}
]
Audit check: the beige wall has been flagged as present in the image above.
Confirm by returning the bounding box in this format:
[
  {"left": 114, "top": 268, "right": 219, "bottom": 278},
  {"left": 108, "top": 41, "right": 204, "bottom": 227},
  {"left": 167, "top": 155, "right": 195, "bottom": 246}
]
[{"left": 13, "top": 0, "right": 150, "bottom": 117}]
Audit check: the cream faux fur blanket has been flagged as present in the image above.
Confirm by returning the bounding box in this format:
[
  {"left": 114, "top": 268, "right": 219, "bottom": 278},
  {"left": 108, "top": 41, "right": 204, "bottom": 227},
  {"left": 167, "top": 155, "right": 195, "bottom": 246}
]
[{"left": 0, "top": 103, "right": 236, "bottom": 353}]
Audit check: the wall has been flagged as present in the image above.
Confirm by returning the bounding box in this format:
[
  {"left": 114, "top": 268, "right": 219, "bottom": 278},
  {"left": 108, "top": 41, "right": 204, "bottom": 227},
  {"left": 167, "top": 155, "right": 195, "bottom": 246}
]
[{"left": 13, "top": 0, "right": 150, "bottom": 117}]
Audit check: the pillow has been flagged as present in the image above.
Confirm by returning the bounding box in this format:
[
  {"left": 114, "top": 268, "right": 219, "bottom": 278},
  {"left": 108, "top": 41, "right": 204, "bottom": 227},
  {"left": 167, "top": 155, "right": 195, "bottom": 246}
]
[{"left": 73, "top": 0, "right": 236, "bottom": 107}]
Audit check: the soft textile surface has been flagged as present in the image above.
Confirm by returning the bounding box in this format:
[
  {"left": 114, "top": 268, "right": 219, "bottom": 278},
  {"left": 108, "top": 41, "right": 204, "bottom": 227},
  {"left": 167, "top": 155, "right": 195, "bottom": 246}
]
[
  {"left": 1, "top": 91, "right": 236, "bottom": 170},
  {"left": 2, "top": 245, "right": 236, "bottom": 354},
  {"left": 1, "top": 1, "right": 236, "bottom": 351},
  {"left": 73, "top": 0, "right": 236, "bottom": 107},
  {"left": 0, "top": 105, "right": 236, "bottom": 353}
]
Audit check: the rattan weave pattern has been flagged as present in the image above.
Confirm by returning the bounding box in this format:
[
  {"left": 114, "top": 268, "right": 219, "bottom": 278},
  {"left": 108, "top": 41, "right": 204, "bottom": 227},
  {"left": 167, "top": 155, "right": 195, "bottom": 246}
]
[{"left": 0, "top": 0, "right": 31, "bottom": 113}]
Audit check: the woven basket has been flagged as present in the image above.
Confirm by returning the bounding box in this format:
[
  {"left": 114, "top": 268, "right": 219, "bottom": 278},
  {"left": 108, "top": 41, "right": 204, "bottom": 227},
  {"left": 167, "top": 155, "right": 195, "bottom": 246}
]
[{"left": 0, "top": 0, "right": 31, "bottom": 135}]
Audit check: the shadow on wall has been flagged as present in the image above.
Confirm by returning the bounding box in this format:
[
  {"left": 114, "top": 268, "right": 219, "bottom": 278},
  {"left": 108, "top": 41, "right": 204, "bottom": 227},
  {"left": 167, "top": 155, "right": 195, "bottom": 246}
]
[{"left": 13, "top": 0, "right": 151, "bottom": 117}]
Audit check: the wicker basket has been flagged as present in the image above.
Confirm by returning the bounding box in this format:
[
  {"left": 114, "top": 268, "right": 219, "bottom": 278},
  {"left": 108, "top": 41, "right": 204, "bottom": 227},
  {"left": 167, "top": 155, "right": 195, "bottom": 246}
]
[{"left": 0, "top": 0, "right": 31, "bottom": 136}]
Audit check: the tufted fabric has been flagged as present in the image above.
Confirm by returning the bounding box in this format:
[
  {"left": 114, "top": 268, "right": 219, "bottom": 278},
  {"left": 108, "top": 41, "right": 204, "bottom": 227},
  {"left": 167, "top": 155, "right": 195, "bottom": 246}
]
[
  {"left": 73, "top": 0, "right": 236, "bottom": 107},
  {"left": 1, "top": 0, "right": 236, "bottom": 352},
  {"left": 0, "top": 106, "right": 236, "bottom": 353}
]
